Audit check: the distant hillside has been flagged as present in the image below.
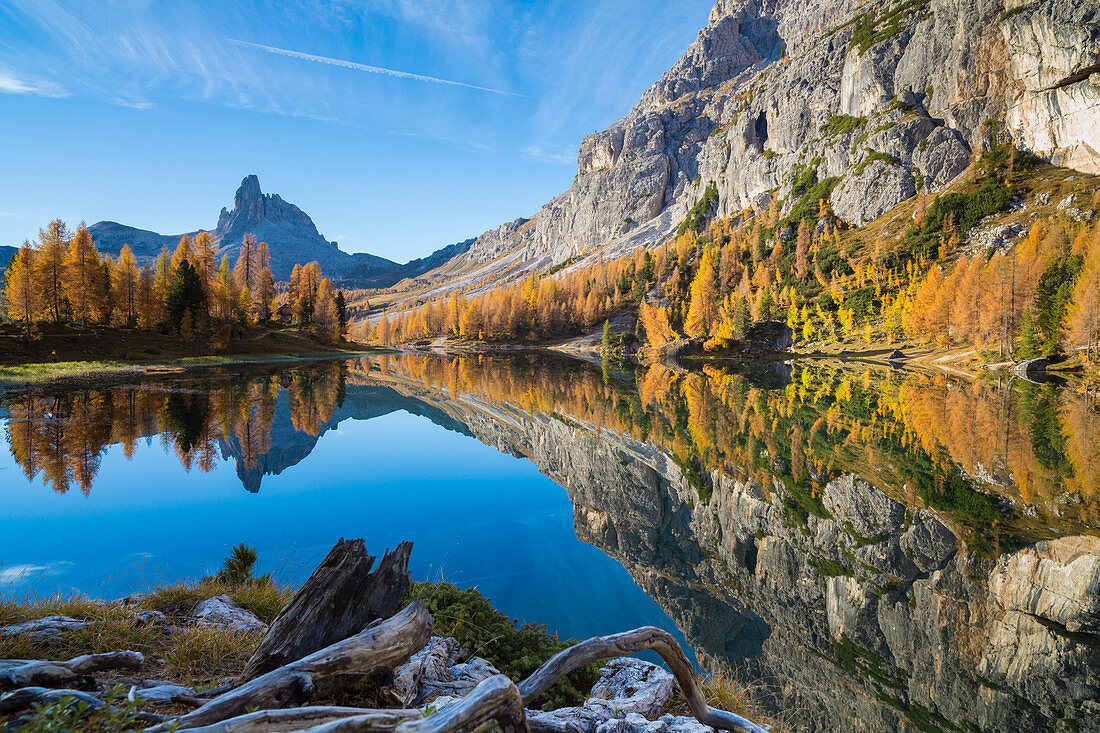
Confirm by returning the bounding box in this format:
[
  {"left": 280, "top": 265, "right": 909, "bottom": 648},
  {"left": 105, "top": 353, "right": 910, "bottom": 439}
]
[
  {"left": 0, "top": 245, "right": 17, "bottom": 271},
  {"left": 88, "top": 175, "right": 469, "bottom": 286}
]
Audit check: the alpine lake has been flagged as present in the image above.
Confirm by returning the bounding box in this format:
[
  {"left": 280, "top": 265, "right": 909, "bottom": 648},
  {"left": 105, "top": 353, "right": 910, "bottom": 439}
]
[{"left": 2, "top": 352, "right": 1097, "bottom": 731}]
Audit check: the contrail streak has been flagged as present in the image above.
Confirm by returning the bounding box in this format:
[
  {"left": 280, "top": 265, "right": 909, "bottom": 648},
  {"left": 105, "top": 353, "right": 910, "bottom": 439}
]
[{"left": 227, "top": 38, "right": 524, "bottom": 97}]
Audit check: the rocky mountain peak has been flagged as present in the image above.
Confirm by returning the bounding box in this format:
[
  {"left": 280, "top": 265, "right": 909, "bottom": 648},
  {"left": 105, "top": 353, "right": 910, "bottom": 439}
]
[
  {"left": 87, "top": 173, "right": 472, "bottom": 285},
  {"left": 433, "top": 0, "right": 1099, "bottom": 285},
  {"left": 214, "top": 174, "right": 325, "bottom": 248},
  {"left": 226, "top": 174, "right": 265, "bottom": 227}
]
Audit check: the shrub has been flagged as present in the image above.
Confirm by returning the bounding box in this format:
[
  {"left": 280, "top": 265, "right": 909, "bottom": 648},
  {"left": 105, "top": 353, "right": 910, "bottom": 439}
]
[
  {"left": 216, "top": 543, "right": 258, "bottom": 585},
  {"left": 921, "top": 179, "right": 1013, "bottom": 236},
  {"left": 408, "top": 582, "right": 599, "bottom": 710},
  {"left": 854, "top": 151, "right": 900, "bottom": 176},
  {"left": 823, "top": 115, "right": 866, "bottom": 136},
  {"left": 15, "top": 687, "right": 144, "bottom": 733},
  {"left": 779, "top": 173, "right": 840, "bottom": 229},
  {"left": 677, "top": 182, "right": 720, "bottom": 235},
  {"left": 850, "top": 0, "right": 931, "bottom": 55}
]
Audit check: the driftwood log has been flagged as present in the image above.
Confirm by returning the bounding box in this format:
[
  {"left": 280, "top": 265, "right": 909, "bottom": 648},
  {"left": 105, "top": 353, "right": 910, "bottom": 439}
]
[
  {"left": 177, "top": 676, "right": 527, "bottom": 733},
  {"left": 517, "top": 627, "right": 769, "bottom": 733},
  {"left": 298, "top": 675, "right": 528, "bottom": 733},
  {"left": 178, "top": 707, "right": 421, "bottom": 733},
  {"left": 0, "top": 539, "right": 768, "bottom": 733},
  {"left": 0, "top": 686, "right": 164, "bottom": 724},
  {"left": 242, "top": 540, "right": 413, "bottom": 681},
  {"left": 152, "top": 600, "right": 433, "bottom": 731},
  {"left": 0, "top": 651, "right": 144, "bottom": 690},
  {"left": 0, "top": 686, "right": 109, "bottom": 715}
]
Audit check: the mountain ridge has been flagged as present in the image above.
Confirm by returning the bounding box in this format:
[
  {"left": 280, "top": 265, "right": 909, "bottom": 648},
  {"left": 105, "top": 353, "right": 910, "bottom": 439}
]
[
  {"left": 88, "top": 175, "right": 470, "bottom": 286},
  {"left": 397, "top": 0, "right": 1099, "bottom": 296}
]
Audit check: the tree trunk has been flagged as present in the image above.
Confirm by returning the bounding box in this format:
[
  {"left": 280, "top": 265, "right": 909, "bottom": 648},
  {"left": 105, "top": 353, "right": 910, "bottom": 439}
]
[
  {"left": 177, "top": 707, "right": 420, "bottom": 733},
  {"left": 154, "top": 600, "right": 432, "bottom": 732},
  {"left": 242, "top": 540, "right": 413, "bottom": 682}
]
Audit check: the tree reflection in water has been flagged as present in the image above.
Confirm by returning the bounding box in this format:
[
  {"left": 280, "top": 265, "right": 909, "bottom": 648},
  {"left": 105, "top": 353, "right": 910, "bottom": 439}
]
[{"left": 3, "top": 362, "right": 347, "bottom": 494}]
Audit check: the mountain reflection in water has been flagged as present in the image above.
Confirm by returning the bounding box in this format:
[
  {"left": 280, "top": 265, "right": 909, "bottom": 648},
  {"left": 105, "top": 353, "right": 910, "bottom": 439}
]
[{"left": 2, "top": 353, "right": 1098, "bottom": 731}]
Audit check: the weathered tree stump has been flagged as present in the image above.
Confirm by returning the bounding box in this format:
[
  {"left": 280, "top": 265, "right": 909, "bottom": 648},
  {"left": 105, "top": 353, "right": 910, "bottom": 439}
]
[
  {"left": 152, "top": 600, "right": 432, "bottom": 732},
  {"left": 241, "top": 540, "right": 413, "bottom": 682}
]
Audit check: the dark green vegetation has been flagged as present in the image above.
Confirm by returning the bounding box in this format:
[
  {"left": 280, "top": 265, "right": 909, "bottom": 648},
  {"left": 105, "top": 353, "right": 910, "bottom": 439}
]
[
  {"left": 408, "top": 582, "right": 599, "bottom": 710},
  {"left": 215, "top": 543, "right": 260, "bottom": 585},
  {"left": 1030, "top": 253, "right": 1084, "bottom": 357},
  {"left": 900, "top": 143, "right": 1028, "bottom": 261},
  {"left": 998, "top": 4, "right": 1029, "bottom": 22},
  {"left": 166, "top": 259, "right": 207, "bottom": 331},
  {"left": 850, "top": 0, "right": 932, "bottom": 55},
  {"left": 779, "top": 170, "right": 840, "bottom": 229},
  {"left": 853, "top": 151, "right": 900, "bottom": 176},
  {"left": 15, "top": 687, "right": 147, "bottom": 733},
  {"left": 678, "top": 182, "right": 720, "bottom": 235},
  {"left": 823, "top": 115, "right": 867, "bottom": 136}
]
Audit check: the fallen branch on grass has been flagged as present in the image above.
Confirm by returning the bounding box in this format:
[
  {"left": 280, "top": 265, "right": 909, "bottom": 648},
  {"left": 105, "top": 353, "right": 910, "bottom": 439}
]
[
  {"left": 152, "top": 600, "right": 433, "bottom": 731},
  {"left": 0, "top": 651, "right": 144, "bottom": 690}
]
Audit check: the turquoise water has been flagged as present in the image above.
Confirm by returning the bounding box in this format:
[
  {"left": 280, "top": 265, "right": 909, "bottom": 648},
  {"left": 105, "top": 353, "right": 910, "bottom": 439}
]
[{"left": 0, "top": 367, "right": 681, "bottom": 649}]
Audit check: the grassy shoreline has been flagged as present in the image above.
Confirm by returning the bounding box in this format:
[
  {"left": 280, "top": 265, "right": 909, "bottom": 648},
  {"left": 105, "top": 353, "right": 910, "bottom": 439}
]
[
  {"left": 0, "top": 347, "right": 392, "bottom": 391},
  {"left": 0, "top": 548, "right": 781, "bottom": 730}
]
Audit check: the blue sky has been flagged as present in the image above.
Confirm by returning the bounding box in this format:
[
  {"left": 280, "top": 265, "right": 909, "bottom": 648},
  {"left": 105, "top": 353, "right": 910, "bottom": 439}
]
[{"left": 0, "top": 0, "right": 713, "bottom": 262}]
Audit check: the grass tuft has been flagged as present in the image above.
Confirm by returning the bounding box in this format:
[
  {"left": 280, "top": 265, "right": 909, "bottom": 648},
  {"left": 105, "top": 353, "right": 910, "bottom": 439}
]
[
  {"left": 665, "top": 671, "right": 786, "bottom": 731},
  {"left": 163, "top": 626, "right": 262, "bottom": 682}
]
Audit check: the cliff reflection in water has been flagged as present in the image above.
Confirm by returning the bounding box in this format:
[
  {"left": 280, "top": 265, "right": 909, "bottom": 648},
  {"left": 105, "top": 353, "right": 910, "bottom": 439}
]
[{"left": 3, "top": 353, "right": 1099, "bottom": 730}]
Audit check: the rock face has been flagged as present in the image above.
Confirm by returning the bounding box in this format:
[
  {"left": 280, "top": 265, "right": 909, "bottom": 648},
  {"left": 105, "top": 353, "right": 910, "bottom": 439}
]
[
  {"left": 209, "top": 174, "right": 380, "bottom": 282},
  {"left": 88, "top": 176, "right": 472, "bottom": 284},
  {"left": 427, "top": 0, "right": 1099, "bottom": 289},
  {"left": 831, "top": 159, "right": 915, "bottom": 227},
  {"left": 363, "top": 366, "right": 1100, "bottom": 732}
]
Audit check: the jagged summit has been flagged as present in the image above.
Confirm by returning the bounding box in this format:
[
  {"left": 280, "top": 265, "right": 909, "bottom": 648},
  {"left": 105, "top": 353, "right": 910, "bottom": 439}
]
[
  {"left": 208, "top": 175, "right": 356, "bottom": 279},
  {"left": 214, "top": 175, "right": 336, "bottom": 254},
  {"left": 88, "top": 175, "right": 471, "bottom": 285}
]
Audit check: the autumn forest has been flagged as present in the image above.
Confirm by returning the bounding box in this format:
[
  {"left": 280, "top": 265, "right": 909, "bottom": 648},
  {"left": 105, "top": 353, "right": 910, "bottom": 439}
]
[{"left": 2, "top": 221, "right": 348, "bottom": 348}]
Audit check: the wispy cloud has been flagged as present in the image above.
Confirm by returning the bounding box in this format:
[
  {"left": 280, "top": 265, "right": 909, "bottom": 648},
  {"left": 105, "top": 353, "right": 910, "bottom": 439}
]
[
  {"left": 0, "top": 561, "right": 72, "bottom": 588},
  {"left": 0, "top": 69, "right": 67, "bottom": 98},
  {"left": 520, "top": 144, "right": 574, "bottom": 166},
  {"left": 227, "top": 38, "right": 525, "bottom": 97}
]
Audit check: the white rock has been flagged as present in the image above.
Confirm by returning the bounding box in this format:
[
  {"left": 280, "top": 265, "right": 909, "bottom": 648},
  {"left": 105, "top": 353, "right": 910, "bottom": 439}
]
[
  {"left": 584, "top": 658, "right": 675, "bottom": 719},
  {"left": 0, "top": 616, "right": 94, "bottom": 642},
  {"left": 527, "top": 706, "right": 605, "bottom": 733},
  {"left": 189, "top": 595, "right": 265, "bottom": 632}
]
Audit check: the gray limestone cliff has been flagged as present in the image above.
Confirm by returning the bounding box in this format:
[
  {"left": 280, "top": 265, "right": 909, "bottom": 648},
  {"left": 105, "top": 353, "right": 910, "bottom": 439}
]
[{"left": 443, "top": 0, "right": 1099, "bottom": 280}]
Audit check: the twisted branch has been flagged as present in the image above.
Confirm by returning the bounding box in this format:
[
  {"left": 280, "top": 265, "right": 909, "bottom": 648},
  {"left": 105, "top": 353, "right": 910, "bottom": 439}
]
[{"left": 517, "top": 627, "right": 768, "bottom": 733}]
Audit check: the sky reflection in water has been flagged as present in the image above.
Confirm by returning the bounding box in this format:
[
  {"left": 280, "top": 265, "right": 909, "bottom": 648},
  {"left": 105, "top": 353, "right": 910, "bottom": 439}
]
[{"left": 0, "top": 369, "right": 680, "bottom": 649}]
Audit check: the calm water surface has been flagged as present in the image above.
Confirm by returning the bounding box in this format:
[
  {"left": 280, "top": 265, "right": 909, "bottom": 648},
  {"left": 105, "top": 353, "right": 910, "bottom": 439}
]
[{"left": 1, "top": 353, "right": 1097, "bottom": 731}]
